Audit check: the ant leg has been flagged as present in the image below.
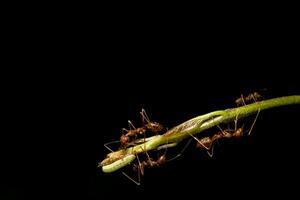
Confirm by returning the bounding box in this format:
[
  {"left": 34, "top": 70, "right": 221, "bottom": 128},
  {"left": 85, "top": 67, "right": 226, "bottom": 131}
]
[
  {"left": 122, "top": 128, "right": 129, "bottom": 134},
  {"left": 252, "top": 92, "right": 263, "bottom": 102},
  {"left": 250, "top": 94, "right": 257, "bottom": 103},
  {"left": 189, "top": 134, "right": 210, "bottom": 150},
  {"left": 241, "top": 94, "right": 246, "bottom": 105},
  {"left": 128, "top": 120, "right": 136, "bottom": 130},
  {"left": 136, "top": 153, "right": 144, "bottom": 176},
  {"left": 255, "top": 92, "right": 263, "bottom": 101},
  {"left": 158, "top": 138, "right": 170, "bottom": 161},
  {"left": 144, "top": 149, "right": 152, "bottom": 161},
  {"left": 143, "top": 127, "right": 147, "bottom": 145},
  {"left": 166, "top": 138, "right": 193, "bottom": 162},
  {"left": 104, "top": 140, "right": 120, "bottom": 152},
  {"left": 189, "top": 133, "right": 216, "bottom": 157},
  {"left": 247, "top": 108, "right": 261, "bottom": 136},
  {"left": 234, "top": 113, "right": 240, "bottom": 132},
  {"left": 106, "top": 143, "right": 141, "bottom": 185},
  {"left": 236, "top": 94, "right": 246, "bottom": 106},
  {"left": 140, "top": 108, "right": 151, "bottom": 125},
  {"left": 142, "top": 147, "right": 157, "bottom": 167},
  {"left": 121, "top": 154, "right": 142, "bottom": 186},
  {"left": 122, "top": 152, "right": 143, "bottom": 185},
  {"left": 206, "top": 145, "right": 215, "bottom": 157},
  {"left": 216, "top": 125, "right": 229, "bottom": 137},
  {"left": 122, "top": 171, "right": 140, "bottom": 186}
]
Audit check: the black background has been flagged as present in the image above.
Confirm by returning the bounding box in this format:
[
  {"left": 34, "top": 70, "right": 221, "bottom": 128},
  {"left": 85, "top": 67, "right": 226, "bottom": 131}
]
[{"left": 2, "top": 9, "right": 300, "bottom": 199}]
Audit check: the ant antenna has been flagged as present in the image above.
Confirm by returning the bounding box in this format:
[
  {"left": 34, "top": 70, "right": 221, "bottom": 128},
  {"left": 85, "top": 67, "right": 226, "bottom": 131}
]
[
  {"left": 122, "top": 171, "right": 140, "bottom": 186},
  {"left": 140, "top": 108, "right": 151, "bottom": 125},
  {"left": 121, "top": 153, "right": 142, "bottom": 186},
  {"left": 128, "top": 120, "right": 136, "bottom": 130},
  {"left": 247, "top": 108, "right": 261, "bottom": 136},
  {"left": 166, "top": 138, "right": 193, "bottom": 162},
  {"left": 155, "top": 138, "right": 170, "bottom": 162},
  {"left": 206, "top": 145, "right": 215, "bottom": 157},
  {"left": 122, "top": 120, "right": 136, "bottom": 133},
  {"left": 104, "top": 140, "right": 120, "bottom": 152}
]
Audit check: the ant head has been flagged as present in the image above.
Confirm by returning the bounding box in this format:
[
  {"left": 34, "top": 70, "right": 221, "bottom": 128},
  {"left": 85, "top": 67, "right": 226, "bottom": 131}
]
[{"left": 120, "top": 134, "right": 130, "bottom": 145}]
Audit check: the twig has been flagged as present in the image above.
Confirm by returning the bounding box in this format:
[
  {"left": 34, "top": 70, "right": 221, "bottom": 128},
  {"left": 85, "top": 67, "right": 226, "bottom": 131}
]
[{"left": 100, "top": 95, "right": 300, "bottom": 173}]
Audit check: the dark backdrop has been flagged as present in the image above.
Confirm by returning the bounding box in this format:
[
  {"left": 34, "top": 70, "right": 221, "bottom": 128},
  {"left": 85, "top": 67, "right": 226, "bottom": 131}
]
[{"left": 2, "top": 12, "right": 300, "bottom": 199}]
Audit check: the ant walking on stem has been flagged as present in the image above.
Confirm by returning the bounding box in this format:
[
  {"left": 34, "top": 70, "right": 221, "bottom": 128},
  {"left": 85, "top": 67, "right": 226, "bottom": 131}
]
[
  {"left": 140, "top": 109, "right": 164, "bottom": 133},
  {"left": 119, "top": 109, "right": 164, "bottom": 148},
  {"left": 124, "top": 147, "right": 167, "bottom": 185},
  {"left": 235, "top": 92, "right": 263, "bottom": 106},
  {"left": 103, "top": 109, "right": 167, "bottom": 185},
  {"left": 190, "top": 109, "right": 260, "bottom": 157},
  {"left": 102, "top": 104, "right": 262, "bottom": 185},
  {"left": 119, "top": 120, "right": 146, "bottom": 148},
  {"left": 191, "top": 126, "right": 244, "bottom": 157}
]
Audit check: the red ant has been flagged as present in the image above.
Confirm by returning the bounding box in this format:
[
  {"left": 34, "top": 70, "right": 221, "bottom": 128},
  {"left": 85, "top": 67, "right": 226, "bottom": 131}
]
[
  {"left": 103, "top": 109, "right": 167, "bottom": 185},
  {"left": 122, "top": 146, "right": 167, "bottom": 185},
  {"left": 133, "top": 152, "right": 166, "bottom": 176},
  {"left": 140, "top": 109, "right": 164, "bottom": 133},
  {"left": 235, "top": 92, "right": 263, "bottom": 106},
  {"left": 120, "top": 120, "right": 146, "bottom": 148},
  {"left": 119, "top": 109, "right": 164, "bottom": 148},
  {"left": 190, "top": 109, "right": 260, "bottom": 157},
  {"left": 191, "top": 126, "right": 244, "bottom": 157},
  {"left": 188, "top": 124, "right": 243, "bottom": 157}
]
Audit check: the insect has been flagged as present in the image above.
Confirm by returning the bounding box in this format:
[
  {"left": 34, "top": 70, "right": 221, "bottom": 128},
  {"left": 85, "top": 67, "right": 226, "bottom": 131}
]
[
  {"left": 103, "top": 109, "right": 166, "bottom": 185},
  {"left": 125, "top": 146, "right": 167, "bottom": 185},
  {"left": 235, "top": 92, "right": 263, "bottom": 106},
  {"left": 120, "top": 109, "right": 164, "bottom": 148},
  {"left": 190, "top": 109, "right": 260, "bottom": 157},
  {"left": 140, "top": 109, "right": 164, "bottom": 134},
  {"left": 120, "top": 120, "right": 146, "bottom": 148},
  {"left": 190, "top": 126, "right": 244, "bottom": 157},
  {"left": 133, "top": 152, "right": 166, "bottom": 176}
]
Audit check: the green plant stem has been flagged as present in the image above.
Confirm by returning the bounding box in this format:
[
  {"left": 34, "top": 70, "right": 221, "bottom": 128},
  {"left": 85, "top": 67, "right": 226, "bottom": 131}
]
[{"left": 100, "top": 95, "right": 300, "bottom": 173}]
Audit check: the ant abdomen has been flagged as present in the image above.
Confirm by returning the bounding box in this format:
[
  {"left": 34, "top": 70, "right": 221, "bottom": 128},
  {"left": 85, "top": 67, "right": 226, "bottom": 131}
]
[{"left": 145, "top": 122, "right": 164, "bottom": 133}]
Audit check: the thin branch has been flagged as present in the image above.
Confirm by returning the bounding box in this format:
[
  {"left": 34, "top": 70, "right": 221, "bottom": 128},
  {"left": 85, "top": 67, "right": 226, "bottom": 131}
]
[{"left": 100, "top": 95, "right": 300, "bottom": 173}]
